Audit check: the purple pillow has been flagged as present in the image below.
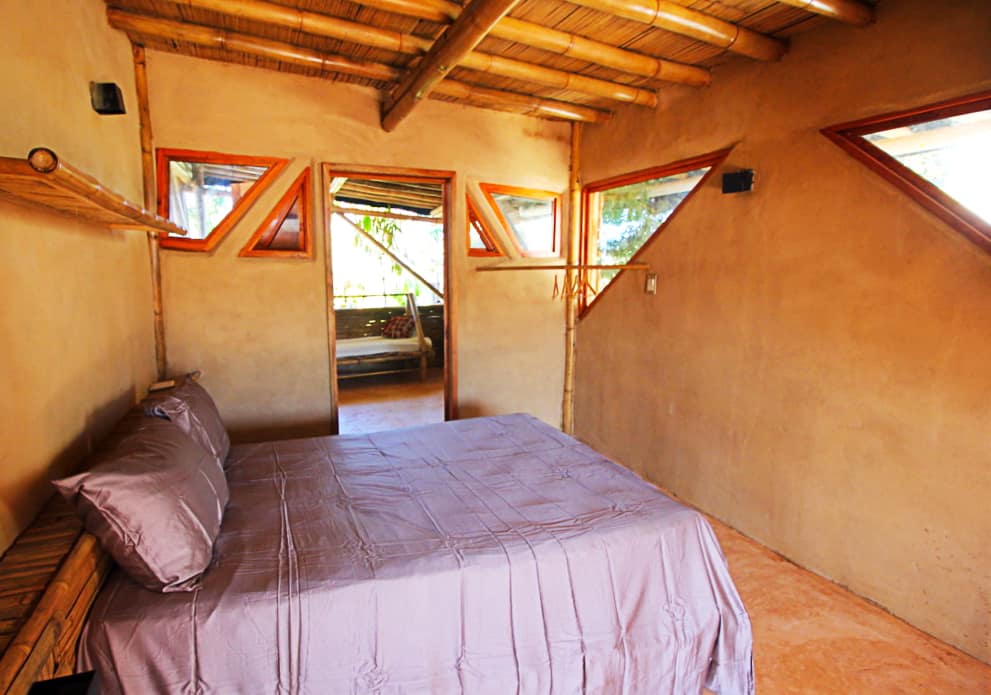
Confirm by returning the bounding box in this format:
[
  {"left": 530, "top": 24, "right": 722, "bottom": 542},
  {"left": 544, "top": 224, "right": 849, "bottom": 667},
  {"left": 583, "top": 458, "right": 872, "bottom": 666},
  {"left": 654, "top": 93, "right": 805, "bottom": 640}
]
[
  {"left": 143, "top": 376, "right": 230, "bottom": 468},
  {"left": 53, "top": 417, "right": 229, "bottom": 593}
]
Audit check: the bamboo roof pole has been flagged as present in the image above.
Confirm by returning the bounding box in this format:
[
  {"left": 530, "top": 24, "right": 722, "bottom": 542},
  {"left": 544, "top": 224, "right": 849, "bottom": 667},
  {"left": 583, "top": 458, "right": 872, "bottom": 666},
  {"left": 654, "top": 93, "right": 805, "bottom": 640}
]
[
  {"left": 774, "top": 0, "right": 874, "bottom": 25},
  {"left": 335, "top": 213, "right": 444, "bottom": 298},
  {"left": 568, "top": 0, "right": 787, "bottom": 61},
  {"left": 345, "top": 0, "right": 709, "bottom": 85},
  {"left": 179, "top": 0, "right": 699, "bottom": 90},
  {"left": 382, "top": 0, "right": 523, "bottom": 131},
  {"left": 107, "top": 10, "right": 610, "bottom": 124}
]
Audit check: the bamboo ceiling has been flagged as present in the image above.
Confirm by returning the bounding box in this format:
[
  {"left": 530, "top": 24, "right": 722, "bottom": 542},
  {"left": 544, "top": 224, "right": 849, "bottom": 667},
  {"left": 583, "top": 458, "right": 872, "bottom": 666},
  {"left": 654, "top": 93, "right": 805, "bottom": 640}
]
[{"left": 105, "top": 0, "right": 877, "bottom": 129}]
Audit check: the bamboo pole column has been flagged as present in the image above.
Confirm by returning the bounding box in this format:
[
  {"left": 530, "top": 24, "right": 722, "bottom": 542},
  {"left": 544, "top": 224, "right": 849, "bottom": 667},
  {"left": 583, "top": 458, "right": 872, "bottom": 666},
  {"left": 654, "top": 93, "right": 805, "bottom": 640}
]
[
  {"left": 131, "top": 43, "right": 168, "bottom": 380},
  {"left": 562, "top": 122, "right": 582, "bottom": 435}
]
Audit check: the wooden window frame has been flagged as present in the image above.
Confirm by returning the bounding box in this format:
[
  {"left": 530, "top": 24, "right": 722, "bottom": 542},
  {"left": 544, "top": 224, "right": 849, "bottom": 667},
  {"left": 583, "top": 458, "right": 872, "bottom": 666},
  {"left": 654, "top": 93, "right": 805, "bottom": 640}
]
[
  {"left": 821, "top": 90, "right": 991, "bottom": 254},
  {"left": 156, "top": 148, "right": 289, "bottom": 252},
  {"left": 580, "top": 148, "right": 732, "bottom": 317},
  {"left": 239, "top": 168, "right": 313, "bottom": 259},
  {"left": 466, "top": 194, "right": 503, "bottom": 257},
  {"left": 479, "top": 182, "right": 561, "bottom": 258}
]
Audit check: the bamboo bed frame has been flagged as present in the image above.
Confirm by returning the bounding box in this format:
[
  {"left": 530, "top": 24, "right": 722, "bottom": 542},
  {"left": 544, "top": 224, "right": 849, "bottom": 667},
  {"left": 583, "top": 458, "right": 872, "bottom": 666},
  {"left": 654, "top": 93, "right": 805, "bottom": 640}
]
[
  {"left": 336, "top": 293, "right": 434, "bottom": 380},
  {"left": 0, "top": 496, "right": 112, "bottom": 695}
]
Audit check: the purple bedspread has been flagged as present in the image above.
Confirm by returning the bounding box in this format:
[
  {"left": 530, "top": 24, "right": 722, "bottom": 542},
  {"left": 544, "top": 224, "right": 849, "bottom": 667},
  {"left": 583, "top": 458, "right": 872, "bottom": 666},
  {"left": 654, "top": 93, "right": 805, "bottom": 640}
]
[{"left": 80, "top": 414, "right": 753, "bottom": 694}]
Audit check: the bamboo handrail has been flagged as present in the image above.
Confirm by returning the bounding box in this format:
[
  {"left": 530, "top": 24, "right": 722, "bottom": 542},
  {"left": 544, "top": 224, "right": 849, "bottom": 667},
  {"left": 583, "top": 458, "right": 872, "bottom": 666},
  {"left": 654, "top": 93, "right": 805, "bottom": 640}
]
[
  {"left": 332, "top": 206, "right": 439, "bottom": 224},
  {"left": 0, "top": 148, "right": 188, "bottom": 236},
  {"left": 345, "top": 0, "right": 709, "bottom": 85},
  {"left": 382, "top": 0, "right": 522, "bottom": 131},
  {"left": 775, "top": 0, "right": 873, "bottom": 25},
  {"left": 568, "top": 0, "right": 787, "bottom": 62},
  {"left": 175, "top": 0, "right": 666, "bottom": 101},
  {"left": 108, "top": 10, "right": 610, "bottom": 124},
  {"left": 334, "top": 212, "right": 444, "bottom": 298}
]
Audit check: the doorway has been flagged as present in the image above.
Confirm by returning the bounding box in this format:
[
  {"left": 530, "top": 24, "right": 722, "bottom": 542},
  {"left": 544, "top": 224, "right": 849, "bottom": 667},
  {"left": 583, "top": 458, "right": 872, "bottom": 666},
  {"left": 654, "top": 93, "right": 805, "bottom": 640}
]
[{"left": 323, "top": 165, "right": 455, "bottom": 435}]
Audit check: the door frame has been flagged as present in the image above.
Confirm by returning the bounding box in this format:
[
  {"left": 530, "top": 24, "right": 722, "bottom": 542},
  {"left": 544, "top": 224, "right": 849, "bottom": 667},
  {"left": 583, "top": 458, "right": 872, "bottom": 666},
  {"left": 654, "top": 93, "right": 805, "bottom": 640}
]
[{"left": 321, "top": 163, "right": 457, "bottom": 433}]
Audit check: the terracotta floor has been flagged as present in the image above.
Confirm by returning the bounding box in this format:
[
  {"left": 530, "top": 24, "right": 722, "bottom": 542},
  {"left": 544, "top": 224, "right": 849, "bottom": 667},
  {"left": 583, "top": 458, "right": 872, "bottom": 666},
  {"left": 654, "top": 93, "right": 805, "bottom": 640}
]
[
  {"left": 337, "top": 368, "right": 444, "bottom": 434},
  {"left": 334, "top": 380, "right": 990, "bottom": 692},
  {"left": 705, "top": 517, "right": 990, "bottom": 694}
]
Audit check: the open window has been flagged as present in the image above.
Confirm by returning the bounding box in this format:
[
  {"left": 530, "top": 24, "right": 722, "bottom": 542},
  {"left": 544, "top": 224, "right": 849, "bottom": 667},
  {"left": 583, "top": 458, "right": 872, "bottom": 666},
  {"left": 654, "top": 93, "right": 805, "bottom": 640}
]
[
  {"left": 239, "top": 168, "right": 312, "bottom": 258},
  {"left": 466, "top": 194, "right": 503, "bottom": 257},
  {"left": 581, "top": 149, "right": 729, "bottom": 312},
  {"left": 479, "top": 183, "right": 560, "bottom": 257},
  {"left": 822, "top": 91, "right": 991, "bottom": 253},
  {"left": 156, "top": 148, "right": 288, "bottom": 251}
]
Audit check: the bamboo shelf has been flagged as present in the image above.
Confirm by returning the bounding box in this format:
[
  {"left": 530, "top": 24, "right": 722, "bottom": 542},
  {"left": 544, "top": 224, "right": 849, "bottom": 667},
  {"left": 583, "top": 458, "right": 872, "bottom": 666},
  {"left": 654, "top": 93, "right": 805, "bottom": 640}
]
[{"left": 0, "top": 148, "right": 187, "bottom": 236}]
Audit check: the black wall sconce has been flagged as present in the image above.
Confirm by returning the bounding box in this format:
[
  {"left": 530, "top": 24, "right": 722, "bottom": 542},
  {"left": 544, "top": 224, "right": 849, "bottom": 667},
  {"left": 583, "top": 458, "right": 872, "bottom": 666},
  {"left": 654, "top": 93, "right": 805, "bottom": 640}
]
[
  {"left": 89, "top": 82, "right": 126, "bottom": 115},
  {"left": 722, "top": 169, "right": 756, "bottom": 194}
]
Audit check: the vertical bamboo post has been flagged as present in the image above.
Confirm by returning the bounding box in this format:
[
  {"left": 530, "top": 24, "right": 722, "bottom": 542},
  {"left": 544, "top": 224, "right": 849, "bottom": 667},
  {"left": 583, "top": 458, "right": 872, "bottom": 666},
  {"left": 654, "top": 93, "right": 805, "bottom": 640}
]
[
  {"left": 562, "top": 122, "right": 582, "bottom": 434},
  {"left": 132, "top": 43, "right": 168, "bottom": 380},
  {"left": 322, "top": 164, "right": 340, "bottom": 434}
]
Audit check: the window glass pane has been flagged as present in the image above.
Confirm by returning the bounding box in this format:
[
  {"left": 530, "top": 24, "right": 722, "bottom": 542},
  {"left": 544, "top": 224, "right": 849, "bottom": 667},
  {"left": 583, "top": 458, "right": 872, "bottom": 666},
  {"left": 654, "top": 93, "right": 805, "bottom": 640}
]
[
  {"left": 167, "top": 161, "right": 268, "bottom": 239},
  {"left": 595, "top": 167, "right": 710, "bottom": 286},
  {"left": 491, "top": 192, "right": 556, "bottom": 254},
  {"left": 265, "top": 197, "right": 302, "bottom": 251},
  {"left": 864, "top": 108, "right": 991, "bottom": 223}
]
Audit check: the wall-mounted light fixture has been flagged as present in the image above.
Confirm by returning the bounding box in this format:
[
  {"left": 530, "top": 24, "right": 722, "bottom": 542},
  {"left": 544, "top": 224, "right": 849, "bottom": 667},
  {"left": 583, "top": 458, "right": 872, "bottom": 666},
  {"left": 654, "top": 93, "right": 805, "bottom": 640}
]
[
  {"left": 722, "top": 169, "right": 755, "bottom": 194},
  {"left": 89, "top": 82, "right": 126, "bottom": 115}
]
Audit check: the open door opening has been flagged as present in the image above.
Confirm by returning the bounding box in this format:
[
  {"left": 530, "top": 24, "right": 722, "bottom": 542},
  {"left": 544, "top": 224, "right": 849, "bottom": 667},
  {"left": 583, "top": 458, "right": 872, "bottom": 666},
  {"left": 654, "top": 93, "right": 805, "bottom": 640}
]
[{"left": 324, "top": 167, "right": 453, "bottom": 435}]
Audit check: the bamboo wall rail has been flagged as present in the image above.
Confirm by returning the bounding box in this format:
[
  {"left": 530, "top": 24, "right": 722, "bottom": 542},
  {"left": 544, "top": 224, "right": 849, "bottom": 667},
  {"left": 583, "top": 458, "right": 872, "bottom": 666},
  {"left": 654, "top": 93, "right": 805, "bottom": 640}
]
[
  {"left": 476, "top": 263, "right": 650, "bottom": 271},
  {"left": 0, "top": 148, "right": 188, "bottom": 236},
  {"left": 775, "top": 0, "right": 874, "bottom": 25},
  {"left": 174, "top": 0, "right": 677, "bottom": 98},
  {"left": 108, "top": 10, "right": 611, "bottom": 124},
  {"left": 344, "top": 0, "right": 710, "bottom": 85},
  {"left": 568, "top": 0, "right": 787, "bottom": 61}
]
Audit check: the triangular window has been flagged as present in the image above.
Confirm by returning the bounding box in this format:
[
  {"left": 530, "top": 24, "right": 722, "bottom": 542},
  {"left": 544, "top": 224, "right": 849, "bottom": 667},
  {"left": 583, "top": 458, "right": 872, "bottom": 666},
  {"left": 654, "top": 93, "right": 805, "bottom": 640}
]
[
  {"left": 240, "top": 168, "right": 312, "bottom": 258},
  {"left": 823, "top": 91, "right": 991, "bottom": 253},
  {"left": 157, "top": 148, "right": 289, "bottom": 251},
  {"left": 581, "top": 149, "right": 728, "bottom": 312},
  {"left": 466, "top": 194, "right": 502, "bottom": 257},
  {"left": 479, "top": 183, "right": 560, "bottom": 257}
]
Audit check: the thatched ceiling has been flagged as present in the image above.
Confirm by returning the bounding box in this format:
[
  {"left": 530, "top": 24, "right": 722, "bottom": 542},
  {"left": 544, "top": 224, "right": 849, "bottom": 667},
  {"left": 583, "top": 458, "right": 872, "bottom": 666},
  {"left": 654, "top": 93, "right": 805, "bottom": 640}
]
[{"left": 105, "top": 0, "right": 877, "bottom": 130}]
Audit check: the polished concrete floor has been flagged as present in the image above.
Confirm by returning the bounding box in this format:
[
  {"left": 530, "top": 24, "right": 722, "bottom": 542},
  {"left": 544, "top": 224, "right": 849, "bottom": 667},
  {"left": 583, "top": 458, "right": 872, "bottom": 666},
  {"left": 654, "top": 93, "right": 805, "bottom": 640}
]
[{"left": 334, "top": 376, "right": 990, "bottom": 693}]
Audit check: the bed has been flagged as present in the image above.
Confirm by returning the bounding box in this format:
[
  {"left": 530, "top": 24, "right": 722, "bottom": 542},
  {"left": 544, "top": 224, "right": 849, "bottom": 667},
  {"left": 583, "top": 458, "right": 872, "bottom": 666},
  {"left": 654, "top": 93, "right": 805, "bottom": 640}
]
[{"left": 72, "top": 413, "right": 752, "bottom": 694}]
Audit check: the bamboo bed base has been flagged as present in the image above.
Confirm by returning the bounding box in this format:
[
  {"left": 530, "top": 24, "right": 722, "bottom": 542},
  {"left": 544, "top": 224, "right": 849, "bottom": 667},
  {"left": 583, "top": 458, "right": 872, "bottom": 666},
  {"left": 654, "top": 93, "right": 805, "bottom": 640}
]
[{"left": 0, "top": 496, "right": 112, "bottom": 695}]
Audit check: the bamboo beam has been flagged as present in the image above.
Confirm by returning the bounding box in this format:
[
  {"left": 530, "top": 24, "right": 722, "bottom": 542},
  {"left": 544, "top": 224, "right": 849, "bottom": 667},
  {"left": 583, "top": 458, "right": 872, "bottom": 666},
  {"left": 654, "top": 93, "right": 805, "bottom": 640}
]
[
  {"left": 382, "top": 0, "right": 522, "bottom": 132},
  {"left": 178, "top": 0, "right": 672, "bottom": 97},
  {"left": 561, "top": 122, "right": 581, "bottom": 435},
  {"left": 346, "top": 0, "right": 709, "bottom": 85},
  {"left": 331, "top": 206, "right": 439, "bottom": 224},
  {"left": 335, "top": 213, "right": 444, "bottom": 298},
  {"left": 568, "top": 0, "right": 787, "bottom": 61},
  {"left": 774, "top": 0, "right": 873, "bottom": 25},
  {"left": 107, "top": 9, "right": 610, "bottom": 124},
  {"left": 131, "top": 43, "right": 168, "bottom": 380}
]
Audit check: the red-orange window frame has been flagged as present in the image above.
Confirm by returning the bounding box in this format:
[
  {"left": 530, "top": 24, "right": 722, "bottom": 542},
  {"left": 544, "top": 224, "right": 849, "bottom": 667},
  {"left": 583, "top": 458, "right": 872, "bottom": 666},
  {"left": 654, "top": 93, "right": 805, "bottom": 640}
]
[
  {"left": 479, "top": 183, "right": 561, "bottom": 258},
  {"left": 156, "top": 148, "right": 289, "bottom": 252},
  {"left": 821, "top": 90, "right": 991, "bottom": 255},
  {"left": 466, "top": 194, "right": 503, "bottom": 257},
  {"left": 239, "top": 168, "right": 313, "bottom": 259},
  {"left": 580, "top": 148, "right": 732, "bottom": 317}
]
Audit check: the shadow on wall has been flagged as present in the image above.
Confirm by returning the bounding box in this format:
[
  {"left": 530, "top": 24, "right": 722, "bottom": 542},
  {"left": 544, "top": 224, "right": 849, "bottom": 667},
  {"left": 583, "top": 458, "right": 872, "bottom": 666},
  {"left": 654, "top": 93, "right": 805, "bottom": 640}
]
[
  {"left": 228, "top": 419, "right": 334, "bottom": 445},
  {"left": 0, "top": 385, "right": 136, "bottom": 549}
]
